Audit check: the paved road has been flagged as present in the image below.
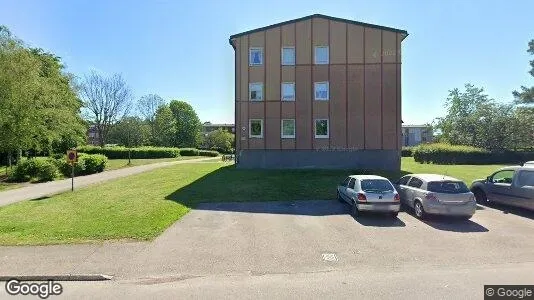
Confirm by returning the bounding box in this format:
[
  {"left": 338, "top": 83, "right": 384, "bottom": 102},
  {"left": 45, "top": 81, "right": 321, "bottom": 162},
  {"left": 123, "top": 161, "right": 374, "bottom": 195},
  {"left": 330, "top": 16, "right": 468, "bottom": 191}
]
[
  {"left": 0, "top": 157, "right": 218, "bottom": 207},
  {"left": 1, "top": 201, "right": 533, "bottom": 299}
]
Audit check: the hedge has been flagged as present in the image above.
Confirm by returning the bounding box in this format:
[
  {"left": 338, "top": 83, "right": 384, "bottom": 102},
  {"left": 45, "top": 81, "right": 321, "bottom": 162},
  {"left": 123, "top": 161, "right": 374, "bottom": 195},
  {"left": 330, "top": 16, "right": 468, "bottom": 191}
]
[
  {"left": 55, "top": 153, "right": 108, "bottom": 177},
  {"left": 77, "top": 146, "right": 181, "bottom": 159},
  {"left": 9, "top": 158, "right": 59, "bottom": 182},
  {"left": 413, "top": 143, "right": 534, "bottom": 165},
  {"left": 198, "top": 150, "right": 219, "bottom": 157},
  {"left": 401, "top": 147, "right": 414, "bottom": 157}
]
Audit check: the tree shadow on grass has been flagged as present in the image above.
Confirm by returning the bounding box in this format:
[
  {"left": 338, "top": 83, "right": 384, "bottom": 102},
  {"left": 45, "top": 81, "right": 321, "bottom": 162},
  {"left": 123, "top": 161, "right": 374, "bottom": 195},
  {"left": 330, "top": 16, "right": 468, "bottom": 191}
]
[{"left": 165, "top": 165, "right": 412, "bottom": 218}]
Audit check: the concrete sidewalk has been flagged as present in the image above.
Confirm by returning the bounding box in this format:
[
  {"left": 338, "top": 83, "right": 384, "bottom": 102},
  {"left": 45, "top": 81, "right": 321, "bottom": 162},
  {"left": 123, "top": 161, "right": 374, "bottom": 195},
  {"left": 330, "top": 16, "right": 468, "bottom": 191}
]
[{"left": 0, "top": 157, "right": 219, "bottom": 207}]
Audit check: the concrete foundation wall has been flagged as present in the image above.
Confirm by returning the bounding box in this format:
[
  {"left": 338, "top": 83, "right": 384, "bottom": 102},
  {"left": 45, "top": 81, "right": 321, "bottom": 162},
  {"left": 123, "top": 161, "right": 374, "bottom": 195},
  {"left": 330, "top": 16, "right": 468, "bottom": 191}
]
[{"left": 236, "top": 150, "right": 400, "bottom": 171}]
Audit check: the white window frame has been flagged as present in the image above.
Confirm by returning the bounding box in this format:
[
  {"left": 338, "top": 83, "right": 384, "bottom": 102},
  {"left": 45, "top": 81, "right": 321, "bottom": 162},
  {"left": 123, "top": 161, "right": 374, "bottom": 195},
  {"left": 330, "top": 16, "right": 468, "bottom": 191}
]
[
  {"left": 314, "top": 46, "right": 329, "bottom": 64},
  {"left": 281, "top": 119, "right": 296, "bottom": 138},
  {"left": 249, "top": 119, "right": 264, "bottom": 138},
  {"left": 314, "top": 82, "right": 329, "bottom": 101},
  {"left": 281, "top": 47, "right": 295, "bottom": 65},
  {"left": 281, "top": 82, "right": 295, "bottom": 101},
  {"left": 249, "top": 47, "right": 263, "bottom": 66},
  {"left": 314, "top": 119, "right": 329, "bottom": 139},
  {"left": 249, "top": 82, "right": 263, "bottom": 101}
]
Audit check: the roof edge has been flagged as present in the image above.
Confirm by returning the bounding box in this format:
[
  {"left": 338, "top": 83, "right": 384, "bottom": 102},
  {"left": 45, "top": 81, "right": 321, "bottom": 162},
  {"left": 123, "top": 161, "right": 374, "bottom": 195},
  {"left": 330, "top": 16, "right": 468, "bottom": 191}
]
[{"left": 229, "top": 14, "right": 408, "bottom": 42}]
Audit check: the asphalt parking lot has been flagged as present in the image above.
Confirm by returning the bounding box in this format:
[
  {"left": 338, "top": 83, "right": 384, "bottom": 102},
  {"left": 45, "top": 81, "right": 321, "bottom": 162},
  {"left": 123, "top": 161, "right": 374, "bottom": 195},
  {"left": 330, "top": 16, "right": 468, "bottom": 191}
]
[{"left": 3, "top": 200, "right": 534, "bottom": 299}]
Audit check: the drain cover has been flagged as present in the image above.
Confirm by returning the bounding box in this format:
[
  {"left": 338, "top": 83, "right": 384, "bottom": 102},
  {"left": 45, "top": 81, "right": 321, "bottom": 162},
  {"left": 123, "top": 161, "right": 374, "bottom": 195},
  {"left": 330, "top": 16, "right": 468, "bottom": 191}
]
[{"left": 322, "top": 253, "right": 338, "bottom": 262}]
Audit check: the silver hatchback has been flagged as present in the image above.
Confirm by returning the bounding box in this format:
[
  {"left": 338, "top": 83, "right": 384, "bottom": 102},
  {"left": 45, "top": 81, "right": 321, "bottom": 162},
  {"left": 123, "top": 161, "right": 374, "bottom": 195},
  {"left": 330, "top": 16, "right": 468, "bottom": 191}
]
[
  {"left": 337, "top": 175, "right": 401, "bottom": 217},
  {"left": 394, "top": 174, "right": 476, "bottom": 219}
]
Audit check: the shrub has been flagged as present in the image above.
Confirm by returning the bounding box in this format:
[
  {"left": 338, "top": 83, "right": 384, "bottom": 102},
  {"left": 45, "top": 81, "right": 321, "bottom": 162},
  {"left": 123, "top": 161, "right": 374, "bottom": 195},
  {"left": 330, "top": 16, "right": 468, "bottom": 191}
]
[
  {"left": 77, "top": 146, "right": 180, "bottom": 159},
  {"left": 198, "top": 150, "right": 219, "bottom": 157},
  {"left": 9, "top": 158, "right": 59, "bottom": 182},
  {"left": 401, "top": 147, "right": 414, "bottom": 157},
  {"left": 55, "top": 153, "right": 107, "bottom": 177},
  {"left": 179, "top": 148, "right": 199, "bottom": 156},
  {"left": 412, "top": 143, "right": 534, "bottom": 165}
]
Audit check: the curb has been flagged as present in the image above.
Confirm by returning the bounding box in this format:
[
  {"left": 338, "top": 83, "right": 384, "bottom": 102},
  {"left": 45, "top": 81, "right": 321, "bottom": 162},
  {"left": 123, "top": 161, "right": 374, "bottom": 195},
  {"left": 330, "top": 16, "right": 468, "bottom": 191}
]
[{"left": 0, "top": 274, "right": 113, "bottom": 281}]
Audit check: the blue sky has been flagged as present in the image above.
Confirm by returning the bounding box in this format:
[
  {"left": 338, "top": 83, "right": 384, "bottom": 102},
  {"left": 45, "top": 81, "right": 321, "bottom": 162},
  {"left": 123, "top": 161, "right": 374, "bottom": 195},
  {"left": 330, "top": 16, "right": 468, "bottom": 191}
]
[{"left": 1, "top": 0, "right": 533, "bottom": 125}]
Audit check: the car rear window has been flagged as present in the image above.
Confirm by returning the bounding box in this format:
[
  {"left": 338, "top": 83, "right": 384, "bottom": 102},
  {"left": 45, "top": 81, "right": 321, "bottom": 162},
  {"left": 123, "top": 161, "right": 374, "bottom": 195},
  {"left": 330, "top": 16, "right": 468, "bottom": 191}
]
[
  {"left": 427, "top": 181, "right": 469, "bottom": 193},
  {"left": 360, "top": 179, "right": 394, "bottom": 193}
]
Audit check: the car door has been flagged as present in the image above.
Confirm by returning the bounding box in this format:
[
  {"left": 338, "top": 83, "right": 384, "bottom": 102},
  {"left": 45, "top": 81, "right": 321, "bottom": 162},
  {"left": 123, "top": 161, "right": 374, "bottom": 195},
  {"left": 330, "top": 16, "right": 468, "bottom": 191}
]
[
  {"left": 510, "top": 170, "right": 534, "bottom": 210},
  {"left": 345, "top": 178, "right": 357, "bottom": 203},
  {"left": 338, "top": 177, "right": 351, "bottom": 202},
  {"left": 486, "top": 170, "right": 516, "bottom": 204},
  {"left": 396, "top": 176, "right": 412, "bottom": 203},
  {"left": 405, "top": 177, "right": 424, "bottom": 208}
]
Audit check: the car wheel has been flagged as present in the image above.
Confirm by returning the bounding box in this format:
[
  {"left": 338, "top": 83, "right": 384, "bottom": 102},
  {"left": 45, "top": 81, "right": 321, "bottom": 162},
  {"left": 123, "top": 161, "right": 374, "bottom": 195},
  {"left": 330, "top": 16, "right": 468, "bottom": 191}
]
[
  {"left": 473, "top": 189, "right": 489, "bottom": 205},
  {"left": 414, "top": 201, "right": 426, "bottom": 220},
  {"left": 390, "top": 212, "right": 399, "bottom": 218},
  {"left": 351, "top": 201, "right": 359, "bottom": 217}
]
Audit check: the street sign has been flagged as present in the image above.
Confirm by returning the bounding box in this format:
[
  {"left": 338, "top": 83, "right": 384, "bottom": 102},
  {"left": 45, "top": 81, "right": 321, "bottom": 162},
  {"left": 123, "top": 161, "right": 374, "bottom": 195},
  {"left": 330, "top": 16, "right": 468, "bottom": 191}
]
[{"left": 67, "top": 150, "right": 77, "bottom": 165}]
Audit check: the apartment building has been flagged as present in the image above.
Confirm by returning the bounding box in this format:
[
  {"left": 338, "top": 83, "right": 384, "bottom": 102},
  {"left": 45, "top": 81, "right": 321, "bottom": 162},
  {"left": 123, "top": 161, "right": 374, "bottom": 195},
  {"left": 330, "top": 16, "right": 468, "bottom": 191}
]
[
  {"left": 402, "top": 125, "right": 433, "bottom": 147},
  {"left": 229, "top": 14, "right": 408, "bottom": 170}
]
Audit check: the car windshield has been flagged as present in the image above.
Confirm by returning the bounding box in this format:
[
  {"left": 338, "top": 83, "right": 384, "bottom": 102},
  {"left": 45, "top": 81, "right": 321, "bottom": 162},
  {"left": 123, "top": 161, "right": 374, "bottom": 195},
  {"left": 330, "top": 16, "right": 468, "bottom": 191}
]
[
  {"left": 427, "top": 181, "right": 469, "bottom": 193},
  {"left": 360, "top": 179, "right": 394, "bottom": 193}
]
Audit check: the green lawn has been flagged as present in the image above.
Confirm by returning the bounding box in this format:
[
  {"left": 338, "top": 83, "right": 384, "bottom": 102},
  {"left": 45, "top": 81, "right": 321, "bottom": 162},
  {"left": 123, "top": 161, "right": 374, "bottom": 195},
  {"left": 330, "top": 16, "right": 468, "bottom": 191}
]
[
  {"left": 105, "top": 156, "right": 201, "bottom": 171},
  {"left": 0, "top": 157, "right": 507, "bottom": 245}
]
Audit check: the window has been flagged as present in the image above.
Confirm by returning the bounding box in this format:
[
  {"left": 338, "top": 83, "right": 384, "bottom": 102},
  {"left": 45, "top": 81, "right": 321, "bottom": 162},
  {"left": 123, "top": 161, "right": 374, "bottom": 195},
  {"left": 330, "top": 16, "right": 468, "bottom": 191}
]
[
  {"left": 348, "top": 178, "right": 356, "bottom": 189},
  {"left": 314, "top": 46, "right": 329, "bottom": 64},
  {"left": 518, "top": 171, "right": 534, "bottom": 187},
  {"left": 314, "top": 82, "right": 329, "bottom": 100},
  {"left": 249, "top": 119, "right": 263, "bottom": 138},
  {"left": 398, "top": 176, "right": 411, "bottom": 186},
  {"left": 427, "top": 181, "right": 469, "bottom": 194},
  {"left": 314, "top": 119, "right": 329, "bottom": 138},
  {"left": 249, "top": 47, "right": 263, "bottom": 66},
  {"left": 281, "top": 82, "right": 295, "bottom": 101},
  {"left": 281, "top": 47, "right": 295, "bottom": 65},
  {"left": 361, "top": 180, "right": 395, "bottom": 193},
  {"left": 491, "top": 170, "right": 515, "bottom": 184},
  {"left": 341, "top": 177, "right": 351, "bottom": 187},
  {"left": 281, "top": 119, "right": 295, "bottom": 138},
  {"left": 249, "top": 83, "right": 263, "bottom": 101},
  {"left": 408, "top": 177, "right": 423, "bottom": 189}
]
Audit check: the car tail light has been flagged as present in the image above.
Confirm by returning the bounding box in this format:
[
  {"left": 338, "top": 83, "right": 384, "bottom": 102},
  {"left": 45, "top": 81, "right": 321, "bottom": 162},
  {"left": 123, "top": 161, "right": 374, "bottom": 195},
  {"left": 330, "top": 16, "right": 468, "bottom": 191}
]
[
  {"left": 425, "top": 193, "right": 439, "bottom": 202},
  {"left": 357, "top": 193, "right": 367, "bottom": 202},
  {"left": 394, "top": 193, "right": 400, "bottom": 202}
]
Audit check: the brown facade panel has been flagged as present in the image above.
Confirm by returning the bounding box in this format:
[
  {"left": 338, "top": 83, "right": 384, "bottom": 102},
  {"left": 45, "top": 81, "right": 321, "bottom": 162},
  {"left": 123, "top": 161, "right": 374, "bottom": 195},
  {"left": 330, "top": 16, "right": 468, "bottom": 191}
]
[
  {"left": 330, "top": 21, "right": 347, "bottom": 64},
  {"left": 364, "top": 64, "right": 382, "bottom": 149},
  {"left": 249, "top": 138, "right": 264, "bottom": 150},
  {"left": 382, "top": 64, "right": 397, "bottom": 150},
  {"left": 281, "top": 102, "right": 295, "bottom": 118},
  {"left": 382, "top": 31, "right": 397, "bottom": 63},
  {"left": 314, "top": 138, "right": 329, "bottom": 150},
  {"left": 312, "top": 65, "right": 328, "bottom": 82},
  {"left": 396, "top": 33, "right": 403, "bottom": 63},
  {"left": 397, "top": 63, "right": 402, "bottom": 149},
  {"left": 248, "top": 32, "right": 264, "bottom": 47},
  {"left": 240, "top": 36, "right": 249, "bottom": 101},
  {"left": 312, "top": 17, "right": 329, "bottom": 46},
  {"left": 249, "top": 67, "right": 264, "bottom": 84},
  {"left": 347, "top": 25, "right": 364, "bottom": 64},
  {"left": 364, "top": 28, "right": 381, "bottom": 64},
  {"left": 295, "top": 66, "right": 311, "bottom": 149},
  {"left": 281, "top": 23, "right": 296, "bottom": 46},
  {"left": 265, "top": 102, "right": 281, "bottom": 149},
  {"left": 330, "top": 65, "right": 347, "bottom": 148},
  {"left": 347, "top": 65, "right": 365, "bottom": 149},
  {"left": 281, "top": 67, "right": 295, "bottom": 82},
  {"left": 266, "top": 28, "right": 281, "bottom": 101},
  {"left": 249, "top": 102, "right": 265, "bottom": 119},
  {"left": 281, "top": 139, "right": 295, "bottom": 149},
  {"left": 239, "top": 102, "right": 249, "bottom": 149},
  {"left": 313, "top": 101, "right": 328, "bottom": 118},
  {"left": 295, "top": 20, "right": 311, "bottom": 64},
  {"left": 234, "top": 39, "right": 241, "bottom": 152}
]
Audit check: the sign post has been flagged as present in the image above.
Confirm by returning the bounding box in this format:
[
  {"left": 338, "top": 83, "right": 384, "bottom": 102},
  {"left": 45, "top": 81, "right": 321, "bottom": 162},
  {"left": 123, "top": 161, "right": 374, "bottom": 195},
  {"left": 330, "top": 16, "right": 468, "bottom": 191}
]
[{"left": 66, "top": 149, "right": 77, "bottom": 191}]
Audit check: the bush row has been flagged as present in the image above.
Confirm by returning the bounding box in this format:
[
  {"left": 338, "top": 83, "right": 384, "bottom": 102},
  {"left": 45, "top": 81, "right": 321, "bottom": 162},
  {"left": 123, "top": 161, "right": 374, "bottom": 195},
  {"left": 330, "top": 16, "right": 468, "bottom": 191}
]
[
  {"left": 412, "top": 143, "right": 534, "bottom": 165},
  {"left": 76, "top": 146, "right": 219, "bottom": 159},
  {"left": 401, "top": 147, "right": 414, "bottom": 157},
  {"left": 8, "top": 154, "right": 108, "bottom": 182}
]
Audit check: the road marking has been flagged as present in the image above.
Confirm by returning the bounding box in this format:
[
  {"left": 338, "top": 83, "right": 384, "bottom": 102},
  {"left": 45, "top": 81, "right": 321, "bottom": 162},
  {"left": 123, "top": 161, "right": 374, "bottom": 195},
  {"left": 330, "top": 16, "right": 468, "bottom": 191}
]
[{"left": 322, "top": 253, "right": 338, "bottom": 262}]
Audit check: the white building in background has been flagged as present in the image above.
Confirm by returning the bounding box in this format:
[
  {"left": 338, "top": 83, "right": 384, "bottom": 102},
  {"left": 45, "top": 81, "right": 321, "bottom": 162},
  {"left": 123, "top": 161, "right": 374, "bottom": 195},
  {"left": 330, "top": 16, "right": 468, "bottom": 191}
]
[{"left": 402, "top": 125, "right": 433, "bottom": 147}]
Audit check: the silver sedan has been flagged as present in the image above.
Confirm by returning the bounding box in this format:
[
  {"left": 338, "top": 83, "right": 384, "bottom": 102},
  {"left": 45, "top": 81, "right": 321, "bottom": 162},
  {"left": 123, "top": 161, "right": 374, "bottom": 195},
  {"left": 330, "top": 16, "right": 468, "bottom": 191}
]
[
  {"left": 394, "top": 174, "right": 476, "bottom": 219},
  {"left": 337, "top": 175, "right": 400, "bottom": 217}
]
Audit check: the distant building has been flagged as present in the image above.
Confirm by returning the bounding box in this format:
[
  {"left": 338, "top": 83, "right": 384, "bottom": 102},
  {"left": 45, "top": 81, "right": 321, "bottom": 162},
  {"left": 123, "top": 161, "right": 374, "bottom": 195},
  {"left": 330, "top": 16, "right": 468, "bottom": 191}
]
[
  {"left": 87, "top": 125, "right": 100, "bottom": 146},
  {"left": 402, "top": 125, "right": 433, "bottom": 147},
  {"left": 202, "top": 122, "right": 235, "bottom": 134}
]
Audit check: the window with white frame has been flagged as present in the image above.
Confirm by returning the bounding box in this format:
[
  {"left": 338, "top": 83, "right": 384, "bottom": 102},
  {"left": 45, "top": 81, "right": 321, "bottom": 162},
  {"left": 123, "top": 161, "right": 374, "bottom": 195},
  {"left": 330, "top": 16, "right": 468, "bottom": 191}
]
[
  {"left": 281, "top": 82, "right": 295, "bottom": 101},
  {"left": 315, "top": 119, "right": 329, "bottom": 138},
  {"left": 281, "top": 47, "right": 295, "bottom": 65},
  {"left": 249, "top": 119, "right": 263, "bottom": 138},
  {"left": 249, "top": 47, "right": 263, "bottom": 66},
  {"left": 249, "top": 83, "right": 263, "bottom": 101},
  {"left": 314, "top": 82, "right": 329, "bottom": 100},
  {"left": 314, "top": 46, "right": 329, "bottom": 64},
  {"left": 281, "top": 119, "right": 296, "bottom": 138}
]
